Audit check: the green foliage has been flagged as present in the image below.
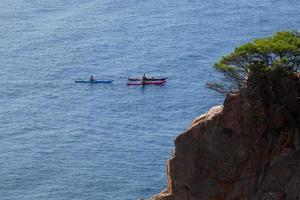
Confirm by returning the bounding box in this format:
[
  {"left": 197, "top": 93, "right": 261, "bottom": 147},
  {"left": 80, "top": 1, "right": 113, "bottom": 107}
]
[{"left": 211, "top": 31, "right": 300, "bottom": 92}]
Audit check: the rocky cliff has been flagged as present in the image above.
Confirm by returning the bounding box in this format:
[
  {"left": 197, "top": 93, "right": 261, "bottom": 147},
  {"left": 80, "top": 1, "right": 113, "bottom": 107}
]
[{"left": 152, "top": 73, "right": 300, "bottom": 200}]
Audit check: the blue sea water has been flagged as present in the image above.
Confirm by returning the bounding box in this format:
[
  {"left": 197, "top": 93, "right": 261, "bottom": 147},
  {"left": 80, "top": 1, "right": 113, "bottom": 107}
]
[{"left": 0, "top": 0, "right": 299, "bottom": 199}]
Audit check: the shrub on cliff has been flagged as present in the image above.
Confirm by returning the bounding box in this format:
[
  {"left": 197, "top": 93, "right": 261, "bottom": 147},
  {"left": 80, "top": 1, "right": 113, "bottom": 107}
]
[{"left": 208, "top": 31, "right": 300, "bottom": 93}]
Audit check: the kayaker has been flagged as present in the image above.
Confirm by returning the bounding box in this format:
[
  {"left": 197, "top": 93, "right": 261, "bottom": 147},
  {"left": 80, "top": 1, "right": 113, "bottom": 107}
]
[
  {"left": 142, "top": 74, "right": 146, "bottom": 84},
  {"left": 90, "top": 75, "right": 95, "bottom": 81}
]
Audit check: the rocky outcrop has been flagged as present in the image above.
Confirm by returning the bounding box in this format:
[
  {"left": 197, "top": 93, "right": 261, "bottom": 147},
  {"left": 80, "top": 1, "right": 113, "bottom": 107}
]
[{"left": 152, "top": 73, "right": 300, "bottom": 200}]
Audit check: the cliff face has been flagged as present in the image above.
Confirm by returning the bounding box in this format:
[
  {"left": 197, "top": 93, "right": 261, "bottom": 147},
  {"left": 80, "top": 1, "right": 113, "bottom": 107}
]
[{"left": 152, "top": 73, "right": 300, "bottom": 200}]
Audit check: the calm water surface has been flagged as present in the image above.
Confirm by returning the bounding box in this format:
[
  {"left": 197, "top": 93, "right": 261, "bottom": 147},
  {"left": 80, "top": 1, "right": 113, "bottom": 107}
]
[{"left": 0, "top": 0, "right": 299, "bottom": 199}]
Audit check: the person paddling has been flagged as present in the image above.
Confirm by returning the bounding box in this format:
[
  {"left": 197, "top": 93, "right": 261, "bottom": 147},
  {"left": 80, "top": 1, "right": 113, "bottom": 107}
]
[
  {"left": 142, "top": 74, "right": 146, "bottom": 85},
  {"left": 90, "top": 75, "right": 95, "bottom": 81}
]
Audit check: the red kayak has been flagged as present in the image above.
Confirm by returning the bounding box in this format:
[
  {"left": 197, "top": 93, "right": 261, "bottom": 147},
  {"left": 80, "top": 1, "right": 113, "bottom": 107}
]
[
  {"left": 128, "top": 77, "right": 168, "bottom": 81},
  {"left": 127, "top": 80, "right": 166, "bottom": 86}
]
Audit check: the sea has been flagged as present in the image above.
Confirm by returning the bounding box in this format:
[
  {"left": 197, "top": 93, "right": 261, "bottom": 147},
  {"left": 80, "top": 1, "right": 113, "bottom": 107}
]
[{"left": 0, "top": 0, "right": 299, "bottom": 199}]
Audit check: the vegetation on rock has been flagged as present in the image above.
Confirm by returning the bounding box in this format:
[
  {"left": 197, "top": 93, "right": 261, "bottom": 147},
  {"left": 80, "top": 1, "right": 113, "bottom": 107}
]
[
  {"left": 208, "top": 31, "right": 300, "bottom": 93},
  {"left": 152, "top": 31, "right": 300, "bottom": 200}
]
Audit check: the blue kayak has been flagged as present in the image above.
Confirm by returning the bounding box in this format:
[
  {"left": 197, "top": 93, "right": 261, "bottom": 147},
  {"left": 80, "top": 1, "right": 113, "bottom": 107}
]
[{"left": 75, "top": 80, "right": 113, "bottom": 84}]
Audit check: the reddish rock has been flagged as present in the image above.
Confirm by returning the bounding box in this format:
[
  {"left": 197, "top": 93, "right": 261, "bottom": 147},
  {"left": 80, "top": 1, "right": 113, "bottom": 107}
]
[{"left": 152, "top": 73, "right": 300, "bottom": 200}]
